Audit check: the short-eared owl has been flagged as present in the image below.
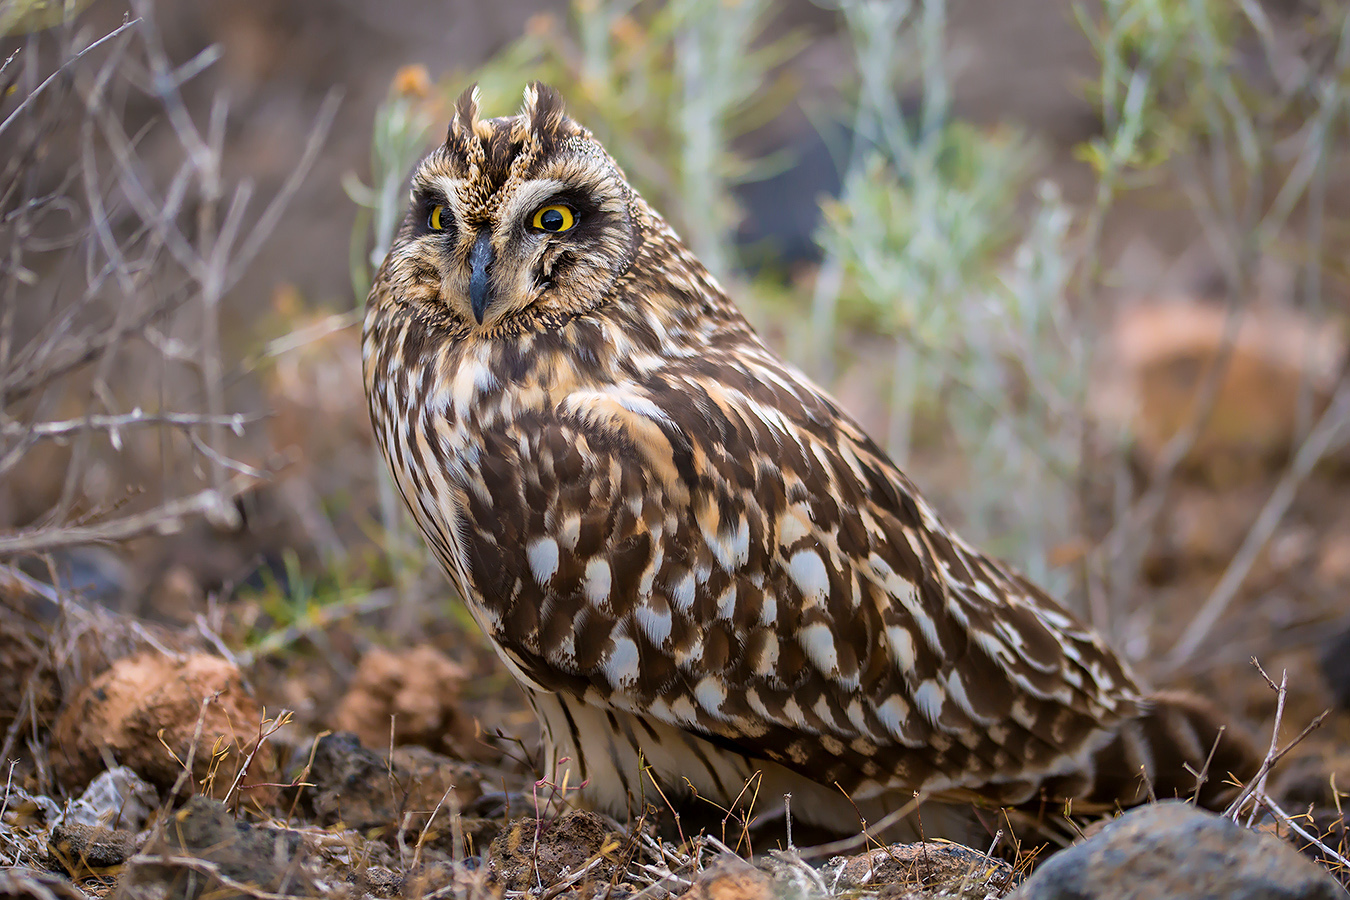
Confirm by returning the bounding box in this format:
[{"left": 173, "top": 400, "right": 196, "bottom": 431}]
[{"left": 362, "top": 84, "right": 1255, "bottom": 838}]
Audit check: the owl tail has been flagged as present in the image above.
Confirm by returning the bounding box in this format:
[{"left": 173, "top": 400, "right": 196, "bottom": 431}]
[{"left": 1039, "top": 690, "right": 1261, "bottom": 812}]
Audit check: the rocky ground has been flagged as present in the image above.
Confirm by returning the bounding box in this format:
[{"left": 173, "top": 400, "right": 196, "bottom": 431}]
[{"left": 1, "top": 484, "right": 1348, "bottom": 899}]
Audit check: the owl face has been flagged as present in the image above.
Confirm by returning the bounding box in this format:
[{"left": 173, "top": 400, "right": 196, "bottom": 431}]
[{"left": 385, "top": 84, "right": 642, "bottom": 332}]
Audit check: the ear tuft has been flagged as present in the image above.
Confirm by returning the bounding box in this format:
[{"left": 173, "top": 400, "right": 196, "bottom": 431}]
[
  {"left": 521, "top": 82, "right": 567, "bottom": 138},
  {"left": 448, "top": 84, "right": 482, "bottom": 145}
]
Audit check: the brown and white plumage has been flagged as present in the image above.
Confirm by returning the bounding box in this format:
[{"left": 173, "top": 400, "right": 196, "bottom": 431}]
[{"left": 362, "top": 84, "right": 1255, "bottom": 837}]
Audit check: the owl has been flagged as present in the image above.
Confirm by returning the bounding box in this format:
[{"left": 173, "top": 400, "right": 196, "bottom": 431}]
[{"left": 362, "top": 84, "right": 1256, "bottom": 840}]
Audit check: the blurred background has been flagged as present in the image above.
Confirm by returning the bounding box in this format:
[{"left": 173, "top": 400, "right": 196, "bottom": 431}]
[{"left": 2, "top": 0, "right": 1349, "bottom": 821}]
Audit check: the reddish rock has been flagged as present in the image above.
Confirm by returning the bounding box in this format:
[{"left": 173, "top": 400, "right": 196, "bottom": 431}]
[
  {"left": 680, "top": 856, "right": 774, "bottom": 900},
  {"left": 51, "top": 652, "right": 277, "bottom": 800},
  {"left": 1103, "top": 301, "right": 1344, "bottom": 481},
  {"left": 333, "top": 644, "right": 479, "bottom": 758}
]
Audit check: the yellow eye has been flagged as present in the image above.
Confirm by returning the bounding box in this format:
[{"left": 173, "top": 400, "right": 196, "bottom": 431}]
[
  {"left": 428, "top": 205, "right": 448, "bottom": 231},
  {"left": 532, "top": 205, "right": 576, "bottom": 233}
]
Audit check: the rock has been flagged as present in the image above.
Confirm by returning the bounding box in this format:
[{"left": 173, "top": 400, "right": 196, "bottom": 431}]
[
  {"left": 0, "top": 867, "right": 88, "bottom": 900},
  {"left": 290, "top": 732, "right": 479, "bottom": 839},
  {"left": 51, "top": 652, "right": 277, "bottom": 800},
  {"left": 487, "top": 810, "right": 620, "bottom": 892},
  {"left": 680, "top": 855, "right": 773, "bottom": 900},
  {"left": 353, "top": 865, "right": 403, "bottom": 898},
  {"left": 47, "top": 821, "right": 139, "bottom": 878},
  {"left": 1103, "top": 301, "right": 1345, "bottom": 481},
  {"left": 333, "top": 644, "right": 478, "bottom": 759},
  {"left": 822, "top": 841, "right": 1013, "bottom": 896},
  {"left": 58, "top": 766, "right": 158, "bottom": 831},
  {"left": 1011, "top": 800, "right": 1348, "bottom": 900},
  {"left": 0, "top": 785, "right": 61, "bottom": 828},
  {"left": 114, "top": 796, "right": 316, "bottom": 900}
]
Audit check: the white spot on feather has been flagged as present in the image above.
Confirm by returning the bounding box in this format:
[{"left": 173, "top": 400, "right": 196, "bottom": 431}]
[
  {"left": 781, "top": 696, "right": 811, "bottom": 730},
  {"left": 716, "top": 586, "right": 737, "bottom": 619},
  {"left": 914, "top": 680, "right": 947, "bottom": 725},
  {"left": 448, "top": 355, "right": 496, "bottom": 419},
  {"left": 635, "top": 604, "right": 672, "bottom": 646},
  {"left": 754, "top": 633, "right": 779, "bottom": 676},
  {"left": 557, "top": 514, "right": 581, "bottom": 551},
  {"left": 669, "top": 693, "right": 698, "bottom": 725},
  {"left": 527, "top": 537, "right": 559, "bottom": 587},
  {"left": 670, "top": 569, "right": 696, "bottom": 611},
  {"left": 943, "top": 670, "right": 987, "bottom": 723},
  {"left": 886, "top": 626, "right": 918, "bottom": 675},
  {"left": 799, "top": 622, "right": 839, "bottom": 677},
  {"left": 876, "top": 695, "right": 913, "bottom": 742},
  {"left": 694, "top": 677, "right": 727, "bottom": 717},
  {"left": 788, "top": 550, "right": 830, "bottom": 605},
  {"left": 706, "top": 515, "right": 750, "bottom": 572},
  {"left": 778, "top": 505, "right": 813, "bottom": 546},
  {"left": 759, "top": 593, "right": 777, "bottom": 626},
  {"left": 584, "top": 558, "right": 611, "bottom": 606},
  {"left": 604, "top": 636, "right": 640, "bottom": 689},
  {"left": 845, "top": 699, "right": 869, "bottom": 734}
]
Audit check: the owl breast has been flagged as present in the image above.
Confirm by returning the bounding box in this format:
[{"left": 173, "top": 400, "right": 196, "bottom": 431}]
[{"left": 366, "top": 306, "right": 669, "bottom": 697}]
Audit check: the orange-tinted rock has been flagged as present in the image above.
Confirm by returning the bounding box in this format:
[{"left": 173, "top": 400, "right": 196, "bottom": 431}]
[
  {"left": 679, "top": 857, "right": 773, "bottom": 900},
  {"left": 51, "top": 652, "right": 277, "bottom": 800},
  {"left": 1103, "top": 301, "right": 1344, "bottom": 481},
  {"left": 334, "top": 644, "right": 478, "bottom": 758}
]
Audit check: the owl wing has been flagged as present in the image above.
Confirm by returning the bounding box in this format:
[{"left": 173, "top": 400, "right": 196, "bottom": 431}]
[{"left": 461, "top": 321, "right": 1144, "bottom": 803}]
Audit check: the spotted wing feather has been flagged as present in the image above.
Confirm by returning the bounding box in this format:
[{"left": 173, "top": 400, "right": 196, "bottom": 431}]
[{"left": 395, "top": 223, "right": 1146, "bottom": 807}]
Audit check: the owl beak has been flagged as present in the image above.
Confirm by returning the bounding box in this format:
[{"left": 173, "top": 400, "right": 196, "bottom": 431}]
[{"left": 468, "top": 229, "right": 494, "bottom": 324}]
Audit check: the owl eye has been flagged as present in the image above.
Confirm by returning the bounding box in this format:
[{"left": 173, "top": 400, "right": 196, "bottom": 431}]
[
  {"left": 532, "top": 204, "right": 576, "bottom": 233},
  {"left": 427, "top": 205, "right": 449, "bottom": 231}
]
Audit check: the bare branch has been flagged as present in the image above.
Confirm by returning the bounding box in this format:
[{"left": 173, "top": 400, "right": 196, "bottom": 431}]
[
  {"left": 0, "top": 17, "right": 141, "bottom": 139},
  {"left": 2, "top": 410, "right": 261, "bottom": 441},
  {"left": 0, "top": 476, "right": 258, "bottom": 557}
]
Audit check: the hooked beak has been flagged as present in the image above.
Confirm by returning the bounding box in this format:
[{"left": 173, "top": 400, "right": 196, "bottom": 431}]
[{"left": 468, "top": 229, "right": 494, "bottom": 324}]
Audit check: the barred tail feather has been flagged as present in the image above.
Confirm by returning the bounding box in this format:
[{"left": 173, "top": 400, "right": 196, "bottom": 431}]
[{"left": 1034, "top": 691, "right": 1260, "bottom": 812}]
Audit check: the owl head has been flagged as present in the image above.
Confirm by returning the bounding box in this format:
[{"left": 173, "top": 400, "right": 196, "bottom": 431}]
[{"left": 377, "top": 83, "right": 644, "bottom": 331}]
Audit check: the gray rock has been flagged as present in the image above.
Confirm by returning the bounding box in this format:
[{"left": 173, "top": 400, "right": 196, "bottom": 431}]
[
  {"left": 1012, "top": 800, "right": 1348, "bottom": 900},
  {"left": 58, "top": 766, "right": 158, "bottom": 831},
  {"left": 114, "top": 796, "right": 317, "bottom": 900},
  {"left": 0, "top": 867, "right": 88, "bottom": 900}
]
